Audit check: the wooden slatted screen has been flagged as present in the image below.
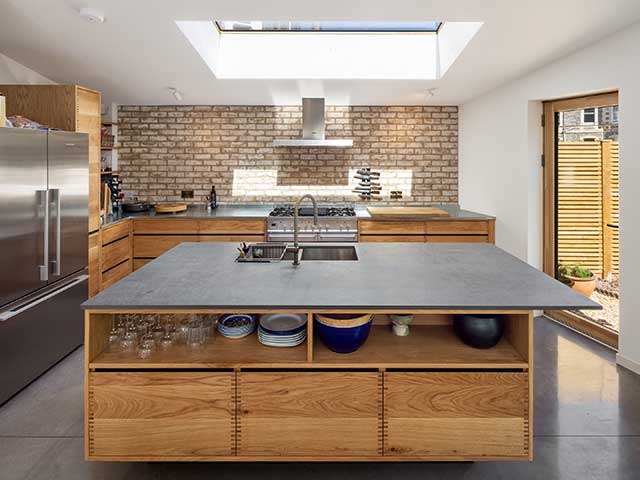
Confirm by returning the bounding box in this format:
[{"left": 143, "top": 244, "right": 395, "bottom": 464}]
[
  {"left": 610, "top": 143, "right": 620, "bottom": 275},
  {"left": 557, "top": 141, "right": 619, "bottom": 277}
]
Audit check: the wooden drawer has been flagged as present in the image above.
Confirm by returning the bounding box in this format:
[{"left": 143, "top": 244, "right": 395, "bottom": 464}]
[
  {"left": 100, "top": 236, "right": 131, "bottom": 271},
  {"left": 426, "top": 235, "right": 489, "bottom": 243},
  {"left": 101, "top": 259, "right": 132, "bottom": 290},
  {"left": 89, "top": 372, "right": 235, "bottom": 458},
  {"left": 384, "top": 372, "right": 529, "bottom": 458},
  {"left": 425, "top": 221, "right": 489, "bottom": 235},
  {"left": 133, "top": 218, "right": 199, "bottom": 234},
  {"left": 359, "top": 220, "right": 425, "bottom": 235},
  {"left": 101, "top": 220, "right": 131, "bottom": 246},
  {"left": 198, "top": 219, "right": 265, "bottom": 235},
  {"left": 133, "top": 235, "right": 199, "bottom": 258},
  {"left": 238, "top": 372, "right": 381, "bottom": 457},
  {"left": 359, "top": 235, "right": 426, "bottom": 243},
  {"left": 133, "top": 258, "right": 152, "bottom": 271},
  {"left": 199, "top": 234, "right": 265, "bottom": 243}
]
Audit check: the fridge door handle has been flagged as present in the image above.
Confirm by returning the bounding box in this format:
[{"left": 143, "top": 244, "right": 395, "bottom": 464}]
[
  {"left": 50, "top": 188, "right": 61, "bottom": 276},
  {"left": 0, "top": 274, "right": 88, "bottom": 322},
  {"left": 37, "top": 189, "right": 49, "bottom": 282}
]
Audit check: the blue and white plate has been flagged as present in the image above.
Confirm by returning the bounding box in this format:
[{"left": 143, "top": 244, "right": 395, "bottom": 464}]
[
  {"left": 218, "top": 314, "right": 256, "bottom": 339},
  {"left": 259, "top": 313, "right": 307, "bottom": 335}
]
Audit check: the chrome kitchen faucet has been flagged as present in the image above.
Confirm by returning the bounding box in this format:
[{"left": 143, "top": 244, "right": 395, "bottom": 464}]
[{"left": 291, "top": 194, "right": 319, "bottom": 265}]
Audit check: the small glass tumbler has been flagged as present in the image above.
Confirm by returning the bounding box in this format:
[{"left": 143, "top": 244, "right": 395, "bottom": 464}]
[{"left": 187, "top": 316, "right": 205, "bottom": 349}]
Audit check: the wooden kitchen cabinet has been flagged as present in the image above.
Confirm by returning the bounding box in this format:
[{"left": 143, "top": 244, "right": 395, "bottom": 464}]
[
  {"left": 88, "top": 232, "right": 101, "bottom": 297},
  {"left": 97, "top": 220, "right": 133, "bottom": 293},
  {"left": 132, "top": 218, "right": 266, "bottom": 261},
  {"left": 384, "top": 372, "right": 530, "bottom": 459},
  {"left": 359, "top": 219, "right": 495, "bottom": 244},
  {"left": 88, "top": 371, "right": 235, "bottom": 458},
  {"left": 238, "top": 371, "right": 382, "bottom": 457}
]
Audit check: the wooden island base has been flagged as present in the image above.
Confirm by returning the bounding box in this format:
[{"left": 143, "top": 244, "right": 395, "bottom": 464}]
[{"left": 84, "top": 309, "right": 533, "bottom": 462}]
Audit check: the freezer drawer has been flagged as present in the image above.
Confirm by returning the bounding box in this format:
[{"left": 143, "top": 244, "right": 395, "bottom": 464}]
[{"left": 0, "top": 272, "right": 88, "bottom": 405}]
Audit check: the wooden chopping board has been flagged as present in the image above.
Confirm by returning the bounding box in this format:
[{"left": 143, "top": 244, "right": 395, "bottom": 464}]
[
  {"left": 366, "top": 206, "right": 449, "bottom": 219},
  {"left": 154, "top": 202, "right": 188, "bottom": 214}
]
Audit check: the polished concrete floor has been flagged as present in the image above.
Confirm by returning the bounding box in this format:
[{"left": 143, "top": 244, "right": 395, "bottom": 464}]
[{"left": 1, "top": 317, "right": 639, "bottom": 480}]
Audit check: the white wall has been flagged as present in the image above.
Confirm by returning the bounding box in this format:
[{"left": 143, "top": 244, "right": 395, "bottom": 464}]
[
  {"left": 0, "top": 53, "right": 54, "bottom": 84},
  {"left": 459, "top": 21, "right": 640, "bottom": 373}
]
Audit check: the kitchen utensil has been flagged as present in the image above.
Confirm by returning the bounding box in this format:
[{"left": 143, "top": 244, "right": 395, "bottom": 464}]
[
  {"left": 453, "top": 314, "right": 505, "bottom": 349},
  {"left": 366, "top": 206, "right": 450, "bottom": 219},
  {"left": 122, "top": 201, "right": 151, "bottom": 213},
  {"left": 314, "top": 313, "right": 373, "bottom": 354},
  {"left": 154, "top": 202, "right": 187, "bottom": 214}
]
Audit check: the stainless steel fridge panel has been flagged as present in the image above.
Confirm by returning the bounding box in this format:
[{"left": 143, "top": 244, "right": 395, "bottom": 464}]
[
  {"left": 0, "top": 129, "right": 48, "bottom": 307},
  {"left": 0, "top": 271, "right": 87, "bottom": 405},
  {"left": 47, "top": 131, "right": 89, "bottom": 280}
]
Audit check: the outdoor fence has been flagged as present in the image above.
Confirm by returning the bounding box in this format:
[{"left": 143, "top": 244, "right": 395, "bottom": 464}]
[{"left": 557, "top": 140, "right": 619, "bottom": 277}]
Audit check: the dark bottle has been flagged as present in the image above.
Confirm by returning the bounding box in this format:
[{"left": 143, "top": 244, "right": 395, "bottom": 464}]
[{"left": 209, "top": 186, "right": 217, "bottom": 210}]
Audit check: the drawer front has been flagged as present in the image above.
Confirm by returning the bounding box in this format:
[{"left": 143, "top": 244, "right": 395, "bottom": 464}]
[
  {"left": 359, "top": 220, "right": 425, "bottom": 235},
  {"left": 133, "top": 258, "right": 152, "bottom": 271},
  {"left": 101, "top": 220, "right": 131, "bottom": 246},
  {"left": 384, "top": 372, "right": 529, "bottom": 458},
  {"left": 360, "top": 235, "right": 426, "bottom": 243},
  {"left": 101, "top": 259, "right": 132, "bottom": 290},
  {"left": 89, "top": 372, "right": 235, "bottom": 457},
  {"left": 100, "top": 236, "right": 131, "bottom": 271},
  {"left": 133, "top": 235, "right": 199, "bottom": 258},
  {"left": 198, "top": 219, "right": 265, "bottom": 235},
  {"left": 425, "top": 221, "right": 489, "bottom": 235},
  {"left": 239, "top": 372, "right": 381, "bottom": 456},
  {"left": 133, "top": 218, "right": 199, "bottom": 234},
  {"left": 426, "top": 235, "right": 489, "bottom": 243},
  {"left": 199, "top": 234, "right": 265, "bottom": 243}
]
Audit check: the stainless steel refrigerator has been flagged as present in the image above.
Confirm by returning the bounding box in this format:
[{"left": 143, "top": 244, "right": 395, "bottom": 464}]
[{"left": 0, "top": 128, "right": 89, "bottom": 405}]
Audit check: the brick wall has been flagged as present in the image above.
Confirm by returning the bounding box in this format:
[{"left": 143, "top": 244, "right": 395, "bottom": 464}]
[{"left": 117, "top": 105, "right": 458, "bottom": 205}]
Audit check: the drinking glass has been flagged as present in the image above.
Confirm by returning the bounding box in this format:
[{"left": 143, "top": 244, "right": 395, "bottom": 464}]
[
  {"left": 186, "top": 315, "right": 205, "bottom": 348},
  {"left": 151, "top": 315, "right": 165, "bottom": 346},
  {"left": 108, "top": 315, "right": 121, "bottom": 350},
  {"left": 177, "top": 315, "right": 191, "bottom": 344},
  {"left": 159, "top": 315, "right": 176, "bottom": 350},
  {"left": 137, "top": 321, "right": 155, "bottom": 359}
]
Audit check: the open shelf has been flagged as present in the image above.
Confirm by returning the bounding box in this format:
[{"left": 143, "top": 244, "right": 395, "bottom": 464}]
[
  {"left": 313, "top": 325, "right": 528, "bottom": 369},
  {"left": 91, "top": 332, "right": 308, "bottom": 369}
]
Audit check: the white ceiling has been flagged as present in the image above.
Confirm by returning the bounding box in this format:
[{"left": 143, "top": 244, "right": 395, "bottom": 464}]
[{"left": 1, "top": 0, "right": 640, "bottom": 106}]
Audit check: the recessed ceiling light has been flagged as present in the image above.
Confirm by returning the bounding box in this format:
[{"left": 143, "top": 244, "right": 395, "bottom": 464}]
[{"left": 79, "top": 7, "right": 105, "bottom": 24}]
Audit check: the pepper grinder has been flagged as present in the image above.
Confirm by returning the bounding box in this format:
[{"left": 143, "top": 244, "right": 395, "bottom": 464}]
[{"left": 207, "top": 185, "right": 217, "bottom": 210}]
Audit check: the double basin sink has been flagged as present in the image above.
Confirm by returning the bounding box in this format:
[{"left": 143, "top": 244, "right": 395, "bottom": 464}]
[{"left": 238, "top": 243, "right": 358, "bottom": 262}]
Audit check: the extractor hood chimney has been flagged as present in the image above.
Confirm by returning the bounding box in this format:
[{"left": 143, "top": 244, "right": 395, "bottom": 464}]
[{"left": 272, "top": 98, "right": 353, "bottom": 148}]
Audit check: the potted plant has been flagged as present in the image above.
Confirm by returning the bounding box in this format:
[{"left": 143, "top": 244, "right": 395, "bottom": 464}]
[{"left": 558, "top": 263, "right": 596, "bottom": 297}]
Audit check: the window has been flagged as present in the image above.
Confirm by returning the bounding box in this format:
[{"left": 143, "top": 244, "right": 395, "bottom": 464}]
[
  {"left": 216, "top": 21, "right": 442, "bottom": 33},
  {"left": 581, "top": 108, "right": 597, "bottom": 125},
  {"left": 612, "top": 106, "right": 619, "bottom": 124}
]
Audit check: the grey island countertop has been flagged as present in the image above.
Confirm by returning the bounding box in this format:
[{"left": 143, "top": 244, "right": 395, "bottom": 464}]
[
  {"left": 83, "top": 242, "right": 599, "bottom": 311},
  {"left": 102, "top": 204, "right": 495, "bottom": 226}
]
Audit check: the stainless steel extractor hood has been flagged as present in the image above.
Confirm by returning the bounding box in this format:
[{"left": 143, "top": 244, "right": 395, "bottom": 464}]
[{"left": 273, "top": 98, "right": 353, "bottom": 148}]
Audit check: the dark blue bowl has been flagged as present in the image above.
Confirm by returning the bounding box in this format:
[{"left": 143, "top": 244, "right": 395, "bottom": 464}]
[{"left": 316, "top": 320, "right": 373, "bottom": 354}]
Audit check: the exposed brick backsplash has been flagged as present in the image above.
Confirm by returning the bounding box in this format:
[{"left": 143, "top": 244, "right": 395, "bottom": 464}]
[{"left": 117, "top": 105, "right": 458, "bottom": 205}]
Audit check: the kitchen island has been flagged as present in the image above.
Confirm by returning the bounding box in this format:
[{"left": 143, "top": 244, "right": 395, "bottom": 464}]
[{"left": 82, "top": 243, "right": 598, "bottom": 462}]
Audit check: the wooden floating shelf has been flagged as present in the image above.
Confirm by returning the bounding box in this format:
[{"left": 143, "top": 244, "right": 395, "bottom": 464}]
[{"left": 90, "top": 325, "right": 527, "bottom": 370}]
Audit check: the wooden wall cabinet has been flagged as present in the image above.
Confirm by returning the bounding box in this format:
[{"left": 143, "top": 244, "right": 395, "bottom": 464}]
[{"left": 88, "top": 372, "right": 235, "bottom": 458}]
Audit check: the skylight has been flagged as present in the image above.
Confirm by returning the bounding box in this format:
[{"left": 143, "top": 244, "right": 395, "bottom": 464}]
[{"left": 216, "top": 21, "right": 442, "bottom": 33}]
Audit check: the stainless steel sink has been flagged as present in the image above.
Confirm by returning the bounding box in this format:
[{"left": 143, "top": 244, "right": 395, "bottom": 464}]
[{"left": 283, "top": 245, "right": 358, "bottom": 261}]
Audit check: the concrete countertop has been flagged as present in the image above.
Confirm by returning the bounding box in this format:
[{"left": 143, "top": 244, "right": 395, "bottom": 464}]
[
  {"left": 83, "top": 242, "right": 599, "bottom": 311},
  {"left": 102, "top": 204, "right": 494, "bottom": 226}
]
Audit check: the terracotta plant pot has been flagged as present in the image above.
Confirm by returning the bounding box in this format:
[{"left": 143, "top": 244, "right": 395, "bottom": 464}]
[{"left": 566, "top": 274, "right": 596, "bottom": 298}]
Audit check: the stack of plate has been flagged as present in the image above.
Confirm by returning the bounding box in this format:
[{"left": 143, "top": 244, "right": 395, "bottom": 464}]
[
  {"left": 258, "top": 313, "right": 307, "bottom": 348},
  {"left": 218, "top": 314, "right": 256, "bottom": 339}
]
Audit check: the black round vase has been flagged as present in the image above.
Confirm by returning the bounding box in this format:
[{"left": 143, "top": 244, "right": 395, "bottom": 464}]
[{"left": 453, "top": 314, "right": 505, "bottom": 349}]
